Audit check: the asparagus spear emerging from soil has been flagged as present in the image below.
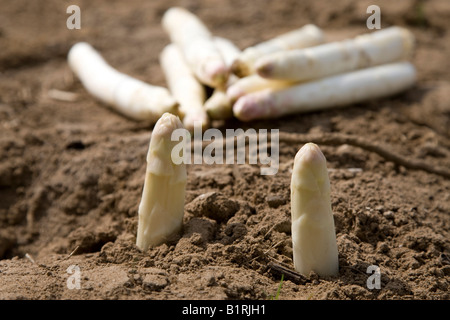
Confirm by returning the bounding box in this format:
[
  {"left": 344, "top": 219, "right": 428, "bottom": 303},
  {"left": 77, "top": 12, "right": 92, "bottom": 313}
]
[
  {"left": 136, "top": 113, "right": 187, "bottom": 251},
  {"left": 290, "top": 143, "right": 339, "bottom": 276}
]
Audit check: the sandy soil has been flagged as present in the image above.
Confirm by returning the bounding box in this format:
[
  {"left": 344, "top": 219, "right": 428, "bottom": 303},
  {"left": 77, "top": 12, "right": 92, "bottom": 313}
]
[{"left": 0, "top": 0, "right": 449, "bottom": 300}]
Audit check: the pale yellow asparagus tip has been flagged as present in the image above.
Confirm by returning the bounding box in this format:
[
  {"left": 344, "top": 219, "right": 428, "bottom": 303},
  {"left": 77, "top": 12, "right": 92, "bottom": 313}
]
[
  {"left": 226, "top": 85, "right": 245, "bottom": 103},
  {"left": 290, "top": 143, "right": 339, "bottom": 277},
  {"left": 149, "top": 112, "right": 184, "bottom": 143},
  {"left": 136, "top": 112, "right": 187, "bottom": 251},
  {"left": 255, "top": 62, "right": 274, "bottom": 78},
  {"left": 232, "top": 89, "right": 274, "bottom": 121},
  {"left": 162, "top": 7, "right": 228, "bottom": 88}
]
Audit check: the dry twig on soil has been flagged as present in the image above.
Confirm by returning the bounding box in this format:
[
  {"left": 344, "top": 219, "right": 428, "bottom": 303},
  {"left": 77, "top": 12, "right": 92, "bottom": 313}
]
[
  {"left": 268, "top": 261, "right": 308, "bottom": 285},
  {"left": 185, "top": 131, "right": 450, "bottom": 179}
]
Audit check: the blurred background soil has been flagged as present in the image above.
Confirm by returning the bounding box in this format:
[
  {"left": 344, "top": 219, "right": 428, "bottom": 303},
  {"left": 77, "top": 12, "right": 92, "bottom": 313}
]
[{"left": 0, "top": 0, "right": 449, "bottom": 299}]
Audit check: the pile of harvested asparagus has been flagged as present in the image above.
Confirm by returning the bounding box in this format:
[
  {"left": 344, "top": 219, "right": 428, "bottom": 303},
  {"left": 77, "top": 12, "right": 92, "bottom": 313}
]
[{"left": 68, "top": 7, "right": 416, "bottom": 129}]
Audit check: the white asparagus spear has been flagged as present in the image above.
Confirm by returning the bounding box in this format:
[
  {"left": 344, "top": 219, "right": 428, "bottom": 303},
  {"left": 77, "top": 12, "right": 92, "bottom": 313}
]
[
  {"left": 256, "top": 26, "right": 415, "bottom": 81},
  {"left": 136, "top": 113, "right": 187, "bottom": 251},
  {"left": 68, "top": 42, "right": 177, "bottom": 122},
  {"left": 204, "top": 37, "right": 241, "bottom": 120},
  {"left": 162, "top": 7, "right": 228, "bottom": 88},
  {"left": 231, "top": 24, "right": 324, "bottom": 77},
  {"left": 233, "top": 62, "right": 416, "bottom": 121},
  {"left": 290, "top": 143, "right": 339, "bottom": 276},
  {"left": 226, "top": 74, "right": 297, "bottom": 103},
  {"left": 160, "top": 43, "right": 209, "bottom": 131},
  {"left": 204, "top": 90, "right": 233, "bottom": 120}
]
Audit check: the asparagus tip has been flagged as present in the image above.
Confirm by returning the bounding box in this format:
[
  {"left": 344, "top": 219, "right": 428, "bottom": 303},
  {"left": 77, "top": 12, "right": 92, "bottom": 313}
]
[
  {"left": 152, "top": 112, "right": 184, "bottom": 140},
  {"left": 295, "top": 143, "right": 326, "bottom": 165}
]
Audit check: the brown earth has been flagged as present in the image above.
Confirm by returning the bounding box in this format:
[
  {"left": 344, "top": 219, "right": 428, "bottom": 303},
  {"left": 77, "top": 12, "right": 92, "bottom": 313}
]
[{"left": 0, "top": 0, "right": 449, "bottom": 300}]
